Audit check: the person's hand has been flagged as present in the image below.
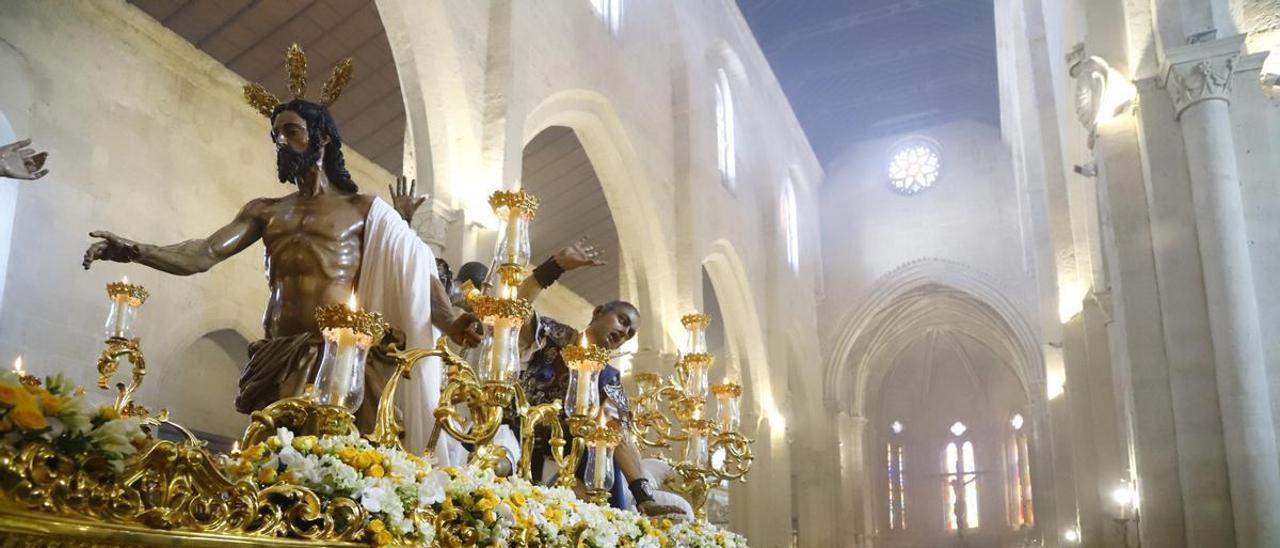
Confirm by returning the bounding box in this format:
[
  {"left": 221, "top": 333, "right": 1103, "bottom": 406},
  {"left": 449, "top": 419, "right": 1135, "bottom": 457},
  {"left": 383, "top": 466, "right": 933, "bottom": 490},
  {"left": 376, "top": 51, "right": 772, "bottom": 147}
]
[
  {"left": 447, "top": 312, "right": 483, "bottom": 347},
  {"left": 638, "top": 500, "right": 688, "bottom": 520},
  {"left": 0, "top": 139, "right": 49, "bottom": 180},
  {"left": 83, "top": 231, "right": 142, "bottom": 269},
  {"left": 388, "top": 176, "right": 427, "bottom": 223},
  {"left": 553, "top": 238, "right": 606, "bottom": 272}
]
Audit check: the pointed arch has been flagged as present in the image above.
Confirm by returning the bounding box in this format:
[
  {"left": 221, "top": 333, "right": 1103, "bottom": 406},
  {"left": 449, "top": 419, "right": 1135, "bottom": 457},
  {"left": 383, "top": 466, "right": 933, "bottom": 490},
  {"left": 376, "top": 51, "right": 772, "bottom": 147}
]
[{"left": 823, "top": 258, "right": 1042, "bottom": 416}]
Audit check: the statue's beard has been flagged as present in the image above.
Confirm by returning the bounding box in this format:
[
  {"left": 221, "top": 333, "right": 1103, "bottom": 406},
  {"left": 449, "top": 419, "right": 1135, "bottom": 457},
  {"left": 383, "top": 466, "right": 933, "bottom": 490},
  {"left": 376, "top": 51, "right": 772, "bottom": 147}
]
[{"left": 277, "top": 141, "right": 323, "bottom": 184}]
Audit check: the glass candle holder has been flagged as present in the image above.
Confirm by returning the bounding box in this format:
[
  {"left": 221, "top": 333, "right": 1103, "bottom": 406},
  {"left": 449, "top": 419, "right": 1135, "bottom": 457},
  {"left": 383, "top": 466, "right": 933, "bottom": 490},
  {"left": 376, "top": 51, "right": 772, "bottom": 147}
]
[
  {"left": 471, "top": 293, "right": 532, "bottom": 383},
  {"left": 562, "top": 339, "right": 610, "bottom": 416},
  {"left": 681, "top": 352, "right": 713, "bottom": 400},
  {"left": 311, "top": 299, "right": 387, "bottom": 412},
  {"left": 634, "top": 372, "right": 661, "bottom": 393},
  {"left": 489, "top": 190, "right": 539, "bottom": 274},
  {"left": 104, "top": 278, "right": 148, "bottom": 339},
  {"left": 584, "top": 425, "right": 622, "bottom": 492},
  {"left": 681, "top": 313, "right": 711, "bottom": 354},
  {"left": 679, "top": 313, "right": 714, "bottom": 399},
  {"left": 682, "top": 419, "right": 716, "bottom": 467},
  {"left": 711, "top": 382, "right": 742, "bottom": 432}
]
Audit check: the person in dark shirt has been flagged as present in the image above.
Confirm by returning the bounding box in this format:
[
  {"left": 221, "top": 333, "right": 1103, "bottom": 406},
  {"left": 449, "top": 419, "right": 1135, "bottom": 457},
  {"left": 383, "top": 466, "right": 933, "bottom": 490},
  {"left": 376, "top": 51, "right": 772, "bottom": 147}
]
[{"left": 513, "top": 242, "right": 689, "bottom": 518}]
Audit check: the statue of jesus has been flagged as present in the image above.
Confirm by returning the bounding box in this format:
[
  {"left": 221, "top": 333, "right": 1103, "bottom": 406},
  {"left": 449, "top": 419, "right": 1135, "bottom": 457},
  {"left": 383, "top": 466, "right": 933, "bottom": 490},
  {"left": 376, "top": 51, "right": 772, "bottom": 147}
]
[{"left": 81, "top": 51, "right": 480, "bottom": 455}]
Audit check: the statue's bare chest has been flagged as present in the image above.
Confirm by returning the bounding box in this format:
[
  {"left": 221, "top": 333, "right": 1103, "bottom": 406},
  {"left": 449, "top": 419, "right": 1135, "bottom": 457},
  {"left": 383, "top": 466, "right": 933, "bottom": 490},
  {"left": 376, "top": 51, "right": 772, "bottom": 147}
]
[{"left": 261, "top": 197, "right": 366, "bottom": 252}]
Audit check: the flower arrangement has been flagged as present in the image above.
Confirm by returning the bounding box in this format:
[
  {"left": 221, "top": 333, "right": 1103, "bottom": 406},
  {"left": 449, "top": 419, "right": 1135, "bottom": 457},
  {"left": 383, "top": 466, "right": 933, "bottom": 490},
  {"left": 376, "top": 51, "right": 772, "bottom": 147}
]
[
  {"left": 226, "top": 427, "right": 445, "bottom": 546},
  {"left": 0, "top": 371, "right": 145, "bottom": 475},
  {"left": 225, "top": 427, "right": 747, "bottom": 547},
  {"left": 430, "top": 464, "right": 746, "bottom": 547}
]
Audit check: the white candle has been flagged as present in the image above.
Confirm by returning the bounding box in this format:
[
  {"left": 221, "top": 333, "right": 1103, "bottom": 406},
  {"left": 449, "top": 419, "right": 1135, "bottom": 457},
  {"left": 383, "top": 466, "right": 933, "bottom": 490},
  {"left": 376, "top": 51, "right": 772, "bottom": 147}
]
[
  {"left": 592, "top": 443, "right": 608, "bottom": 488},
  {"left": 575, "top": 367, "right": 593, "bottom": 414},
  {"left": 504, "top": 212, "right": 520, "bottom": 264}
]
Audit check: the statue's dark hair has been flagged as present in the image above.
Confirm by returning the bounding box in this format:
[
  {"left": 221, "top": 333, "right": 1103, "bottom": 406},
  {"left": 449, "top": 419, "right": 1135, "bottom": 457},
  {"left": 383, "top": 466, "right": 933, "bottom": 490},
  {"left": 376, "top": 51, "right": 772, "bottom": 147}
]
[
  {"left": 271, "top": 99, "right": 358, "bottom": 193},
  {"left": 456, "top": 262, "right": 489, "bottom": 289}
]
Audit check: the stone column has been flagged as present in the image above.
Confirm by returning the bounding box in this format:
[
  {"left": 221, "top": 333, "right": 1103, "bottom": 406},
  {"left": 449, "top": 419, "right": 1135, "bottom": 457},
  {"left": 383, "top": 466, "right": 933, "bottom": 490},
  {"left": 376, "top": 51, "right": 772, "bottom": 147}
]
[
  {"left": 1164, "top": 35, "right": 1280, "bottom": 545},
  {"left": 836, "top": 413, "right": 870, "bottom": 547},
  {"left": 1026, "top": 381, "right": 1061, "bottom": 547}
]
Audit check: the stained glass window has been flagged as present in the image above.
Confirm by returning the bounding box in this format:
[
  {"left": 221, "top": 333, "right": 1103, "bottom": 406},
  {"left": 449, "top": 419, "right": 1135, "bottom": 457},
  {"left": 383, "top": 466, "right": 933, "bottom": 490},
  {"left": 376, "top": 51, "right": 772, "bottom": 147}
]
[{"left": 888, "top": 142, "right": 940, "bottom": 194}]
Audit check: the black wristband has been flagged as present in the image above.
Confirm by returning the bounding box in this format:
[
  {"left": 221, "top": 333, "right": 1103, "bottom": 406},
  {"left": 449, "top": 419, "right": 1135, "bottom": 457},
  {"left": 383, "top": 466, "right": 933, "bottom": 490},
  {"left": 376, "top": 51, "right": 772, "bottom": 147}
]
[
  {"left": 629, "top": 478, "right": 655, "bottom": 505},
  {"left": 532, "top": 256, "right": 565, "bottom": 288}
]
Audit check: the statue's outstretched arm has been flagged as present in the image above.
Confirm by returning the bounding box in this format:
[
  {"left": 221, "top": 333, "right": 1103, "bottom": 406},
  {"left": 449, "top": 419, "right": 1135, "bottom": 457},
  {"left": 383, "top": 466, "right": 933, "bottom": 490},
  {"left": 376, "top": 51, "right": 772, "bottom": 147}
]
[{"left": 83, "top": 199, "right": 268, "bottom": 275}]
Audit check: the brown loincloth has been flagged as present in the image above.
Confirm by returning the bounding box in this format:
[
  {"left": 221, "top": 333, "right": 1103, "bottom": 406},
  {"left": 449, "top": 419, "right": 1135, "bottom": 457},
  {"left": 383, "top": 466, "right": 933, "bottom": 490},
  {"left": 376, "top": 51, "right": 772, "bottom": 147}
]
[{"left": 235, "top": 330, "right": 405, "bottom": 434}]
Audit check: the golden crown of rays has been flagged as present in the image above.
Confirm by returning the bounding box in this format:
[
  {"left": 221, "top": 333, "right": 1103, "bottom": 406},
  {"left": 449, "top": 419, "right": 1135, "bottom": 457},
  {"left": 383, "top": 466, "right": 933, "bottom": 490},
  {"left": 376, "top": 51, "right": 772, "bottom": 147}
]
[{"left": 242, "top": 43, "right": 354, "bottom": 118}]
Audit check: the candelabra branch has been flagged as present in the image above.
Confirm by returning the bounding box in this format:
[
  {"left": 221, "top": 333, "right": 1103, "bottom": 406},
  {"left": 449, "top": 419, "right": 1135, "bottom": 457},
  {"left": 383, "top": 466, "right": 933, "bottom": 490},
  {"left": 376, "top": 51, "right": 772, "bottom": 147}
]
[{"left": 96, "top": 337, "right": 149, "bottom": 417}]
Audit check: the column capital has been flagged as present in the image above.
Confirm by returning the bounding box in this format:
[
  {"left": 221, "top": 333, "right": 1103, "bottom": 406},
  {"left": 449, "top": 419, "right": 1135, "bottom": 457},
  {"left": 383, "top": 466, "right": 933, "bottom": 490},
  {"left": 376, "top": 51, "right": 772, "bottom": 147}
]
[{"left": 1162, "top": 34, "right": 1246, "bottom": 118}]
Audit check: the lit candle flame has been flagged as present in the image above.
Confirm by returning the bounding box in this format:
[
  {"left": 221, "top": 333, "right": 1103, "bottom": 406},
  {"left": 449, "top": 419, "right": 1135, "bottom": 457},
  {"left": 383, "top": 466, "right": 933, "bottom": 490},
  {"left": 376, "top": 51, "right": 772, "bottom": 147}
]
[
  {"left": 347, "top": 292, "right": 358, "bottom": 311},
  {"left": 122, "top": 275, "right": 129, "bottom": 284},
  {"left": 12, "top": 356, "right": 23, "bottom": 374},
  {"left": 580, "top": 332, "right": 588, "bottom": 348},
  {"left": 231, "top": 440, "right": 240, "bottom": 454}
]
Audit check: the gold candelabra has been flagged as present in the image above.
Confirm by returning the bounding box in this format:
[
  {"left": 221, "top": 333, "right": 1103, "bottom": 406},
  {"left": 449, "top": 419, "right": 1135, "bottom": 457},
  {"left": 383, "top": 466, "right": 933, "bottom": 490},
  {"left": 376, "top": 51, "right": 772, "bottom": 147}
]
[
  {"left": 631, "top": 312, "right": 754, "bottom": 520},
  {"left": 421, "top": 189, "right": 622, "bottom": 487},
  {"left": 97, "top": 278, "right": 151, "bottom": 417}
]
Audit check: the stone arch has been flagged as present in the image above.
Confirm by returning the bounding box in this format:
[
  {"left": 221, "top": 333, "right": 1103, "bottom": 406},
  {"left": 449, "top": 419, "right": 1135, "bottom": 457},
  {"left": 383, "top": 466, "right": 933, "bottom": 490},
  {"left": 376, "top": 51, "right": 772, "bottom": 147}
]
[
  {"left": 824, "top": 258, "right": 1041, "bottom": 416},
  {"left": 148, "top": 327, "right": 252, "bottom": 439},
  {"left": 701, "top": 239, "right": 778, "bottom": 422},
  {"left": 523, "top": 89, "right": 680, "bottom": 352}
]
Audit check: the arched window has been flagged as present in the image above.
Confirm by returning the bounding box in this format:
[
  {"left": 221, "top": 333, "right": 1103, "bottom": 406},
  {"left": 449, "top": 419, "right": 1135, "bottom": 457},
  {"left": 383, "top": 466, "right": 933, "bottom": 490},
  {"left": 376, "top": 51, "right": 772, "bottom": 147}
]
[
  {"left": 589, "top": 0, "right": 623, "bottom": 35},
  {"left": 715, "top": 68, "right": 736, "bottom": 189},
  {"left": 886, "top": 421, "right": 907, "bottom": 530},
  {"left": 943, "top": 424, "right": 979, "bottom": 531},
  {"left": 781, "top": 178, "right": 799, "bottom": 273},
  {"left": 1007, "top": 413, "right": 1034, "bottom": 528}
]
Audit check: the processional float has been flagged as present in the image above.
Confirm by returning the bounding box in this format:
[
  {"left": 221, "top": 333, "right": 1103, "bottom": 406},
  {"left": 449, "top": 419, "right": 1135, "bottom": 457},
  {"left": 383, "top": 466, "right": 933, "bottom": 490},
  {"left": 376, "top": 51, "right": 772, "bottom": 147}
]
[{"left": 0, "top": 188, "right": 752, "bottom": 546}]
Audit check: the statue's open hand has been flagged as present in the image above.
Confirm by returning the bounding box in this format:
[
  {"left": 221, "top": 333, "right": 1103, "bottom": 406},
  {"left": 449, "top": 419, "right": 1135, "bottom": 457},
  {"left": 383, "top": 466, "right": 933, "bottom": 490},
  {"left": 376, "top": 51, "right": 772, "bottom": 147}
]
[
  {"left": 554, "top": 238, "right": 606, "bottom": 272},
  {"left": 638, "top": 500, "right": 689, "bottom": 521},
  {"left": 388, "top": 176, "right": 427, "bottom": 223},
  {"left": 447, "top": 312, "right": 484, "bottom": 347},
  {"left": 0, "top": 138, "right": 49, "bottom": 180},
  {"left": 83, "top": 231, "right": 141, "bottom": 269}
]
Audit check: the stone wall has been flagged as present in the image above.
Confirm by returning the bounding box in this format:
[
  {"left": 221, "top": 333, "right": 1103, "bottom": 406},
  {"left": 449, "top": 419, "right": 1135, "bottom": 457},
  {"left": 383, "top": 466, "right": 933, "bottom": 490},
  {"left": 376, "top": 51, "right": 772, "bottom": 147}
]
[{"left": 0, "top": 0, "right": 393, "bottom": 438}]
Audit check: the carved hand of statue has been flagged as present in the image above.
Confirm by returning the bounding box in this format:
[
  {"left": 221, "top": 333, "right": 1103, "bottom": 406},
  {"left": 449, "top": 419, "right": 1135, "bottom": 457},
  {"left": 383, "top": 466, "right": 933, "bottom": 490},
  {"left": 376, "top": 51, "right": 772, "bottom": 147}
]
[
  {"left": 638, "top": 499, "right": 689, "bottom": 520},
  {"left": 388, "top": 176, "right": 427, "bottom": 223},
  {"left": 0, "top": 138, "right": 49, "bottom": 180},
  {"left": 83, "top": 231, "right": 142, "bottom": 269},
  {"left": 447, "top": 311, "right": 484, "bottom": 347},
  {"left": 554, "top": 238, "right": 606, "bottom": 272}
]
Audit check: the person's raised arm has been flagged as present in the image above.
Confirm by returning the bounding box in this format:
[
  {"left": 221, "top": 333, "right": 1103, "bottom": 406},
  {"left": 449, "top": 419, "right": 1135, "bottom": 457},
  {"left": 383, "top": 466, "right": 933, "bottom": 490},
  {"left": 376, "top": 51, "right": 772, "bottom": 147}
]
[
  {"left": 517, "top": 239, "right": 605, "bottom": 345},
  {"left": 82, "top": 198, "right": 269, "bottom": 275}
]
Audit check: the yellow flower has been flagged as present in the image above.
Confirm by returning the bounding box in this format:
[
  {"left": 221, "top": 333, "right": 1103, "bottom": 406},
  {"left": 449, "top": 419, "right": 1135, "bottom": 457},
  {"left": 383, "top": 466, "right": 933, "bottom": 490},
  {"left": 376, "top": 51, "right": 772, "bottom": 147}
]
[
  {"left": 483, "top": 509, "right": 496, "bottom": 523},
  {"left": 509, "top": 492, "right": 526, "bottom": 508},
  {"left": 367, "top": 519, "right": 386, "bottom": 534},
  {"left": 242, "top": 443, "right": 267, "bottom": 463},
  {"left": 233, "top": 461, "right": 254, "bottom": 476},
  {"left": 367, "top": 450, "right": 384, "bottom": 465},
  {"left": 338, "top": 447, "right": 359, "bottom": 465},
  {"left": 0, "top": 382, "right": 33, "bottom": 408},
  {"left": 280, "top": 471, "right": 297, "bottom": 484},
  {"left": 10, "top": 403, "right": 47, "bottom": 431},
  {"left": 256, "top": 466, "right": 277, "bottom": 483},
  {"left": 476, "top": 495, "right": 499, "bottom": 512},
  {"left": 661, "top": 518, "right": 674, "bottom": 529},
  {"left": 266, "top": 436, "right": 283, "bottom": 450},
  {"left": 416, "top": 469, "right": 427, "bottom": 480},
  {"left": 292, "top": 435, "right": 318, "bottom": 453},
  {"left": 373, "top": 531, "right": 393, "bottom": 546},
  {"left": 98, "top": 405, "right": 120, "bottom": 420},
  {"left": 543, "top": 506, "right": 563, "bottom": 526},
  {"left": 368, "top": 464, "right": 385, "bottom": 478},
  {"left": 38, "top": 393, "right": 65, "bottom": 414}
]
